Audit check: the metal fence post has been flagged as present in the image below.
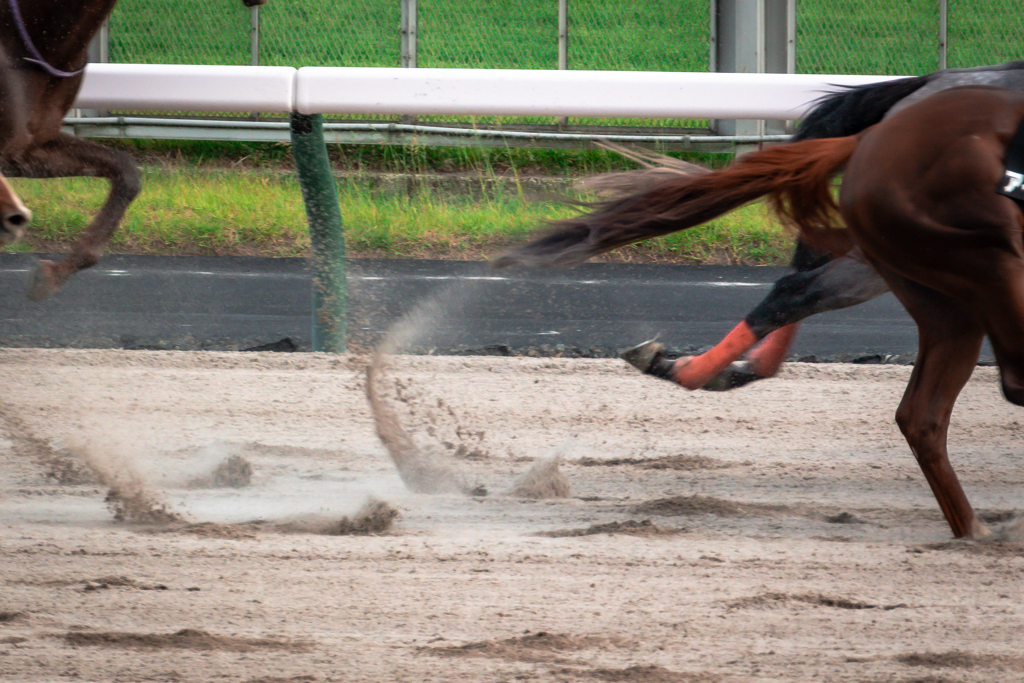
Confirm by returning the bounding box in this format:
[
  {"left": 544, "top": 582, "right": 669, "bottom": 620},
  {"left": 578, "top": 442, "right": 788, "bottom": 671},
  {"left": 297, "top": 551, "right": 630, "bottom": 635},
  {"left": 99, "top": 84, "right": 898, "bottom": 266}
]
[
  {"left": 401, "top": 0, "right": 418, "bottom": 68},
  {"left": 290, "top": 113, "right": 346, "bottom": 353},
  {"left": 938, "top": 0, "right": 947, "bottom": 70},
  {"left": 558, "top": 0, "right": 568, "bottom": 69},
  {"left": 250, "top": 4, "right": 260, "bottom": 66},
  {"left": 88, "top": 20, "right": 110, "bottom": 63},
  {"left": 558, "top": 0, "right": 568, "bottom": 128},
  {"left": 711, "top": 0, "right": 792, "bottom": 152},
  {"left": 82, "top": 21, "right": 110, "bottom": 118},
  {"left": 711, "top": 0, "right": 765, "bottom": 146},
  {"left": 400, "top": 0, "right": 418, "bottom": 124},
  {"left": 250, "top": 6, "right": 260, "bottom": 120}
]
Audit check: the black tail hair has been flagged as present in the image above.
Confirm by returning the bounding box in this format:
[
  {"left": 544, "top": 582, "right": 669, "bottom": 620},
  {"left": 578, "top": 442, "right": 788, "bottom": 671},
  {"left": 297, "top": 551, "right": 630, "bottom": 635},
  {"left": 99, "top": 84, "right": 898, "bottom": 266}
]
[{"left": 793, "top": 75, "right": 930, "bottom": 141}]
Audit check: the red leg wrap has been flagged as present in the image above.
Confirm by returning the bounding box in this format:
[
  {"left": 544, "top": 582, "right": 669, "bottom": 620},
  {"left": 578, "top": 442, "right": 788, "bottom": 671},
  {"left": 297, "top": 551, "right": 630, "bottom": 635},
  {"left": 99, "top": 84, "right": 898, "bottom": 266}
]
[
  {"left": 746, "top": 323, "right": 800, "bottom": 378},
  {"left": 671, "top": 321, "right": 759, "bottom": 390}
]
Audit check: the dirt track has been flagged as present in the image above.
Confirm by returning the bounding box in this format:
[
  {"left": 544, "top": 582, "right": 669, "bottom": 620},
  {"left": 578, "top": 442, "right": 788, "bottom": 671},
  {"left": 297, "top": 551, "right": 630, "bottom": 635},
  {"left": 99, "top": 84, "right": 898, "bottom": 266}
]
[{"left": 1, "top": 348, "right": 1022, "bottom": 682}]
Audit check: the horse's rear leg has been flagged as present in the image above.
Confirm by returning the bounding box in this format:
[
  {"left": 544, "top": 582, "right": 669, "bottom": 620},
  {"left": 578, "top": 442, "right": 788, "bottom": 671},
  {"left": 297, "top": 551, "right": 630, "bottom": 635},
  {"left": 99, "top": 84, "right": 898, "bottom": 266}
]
[
  {"left": 624, "top": 253, "right": 889, "bottom": 390},
  {"left": 887, "top": 275, "right": 989, "bottom": 539},
  {"left": 620, "top": 322, "right": 758, "bottom": 389},
  {"left": 744, "top": 322, "right": 800, "bottom": 375},
  {"left": 696, "top": 323, "right": 800, "bottom": 391},
  {"left": 5, "top": 134, "right": 141, "bottom": 300},
  {"left": 623, "top": 319, "right": 798, "bottom": 391},
  {"left": 972, "top": 264, "right": 1024, "bottom": 407}
]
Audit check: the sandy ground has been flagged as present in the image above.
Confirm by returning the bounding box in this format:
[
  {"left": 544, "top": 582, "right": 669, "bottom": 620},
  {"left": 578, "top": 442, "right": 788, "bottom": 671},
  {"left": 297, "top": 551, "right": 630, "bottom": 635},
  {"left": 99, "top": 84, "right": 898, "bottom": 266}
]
[{"left": 1, "top": 348, "right": 1023, "bottom": 683}]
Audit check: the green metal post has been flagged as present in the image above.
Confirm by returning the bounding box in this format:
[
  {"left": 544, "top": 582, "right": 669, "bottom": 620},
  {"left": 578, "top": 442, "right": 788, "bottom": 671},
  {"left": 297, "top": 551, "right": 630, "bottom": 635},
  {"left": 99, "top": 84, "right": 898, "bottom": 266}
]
[{"left": 290, "top": 112, "right": 346, "bottom": 352}]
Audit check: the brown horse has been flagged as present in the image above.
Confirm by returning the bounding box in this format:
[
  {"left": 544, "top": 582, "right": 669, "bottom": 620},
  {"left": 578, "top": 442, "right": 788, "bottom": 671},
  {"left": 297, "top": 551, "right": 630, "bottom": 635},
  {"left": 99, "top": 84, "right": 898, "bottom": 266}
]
[
  {"left": 579, "top": 62, "right": 1024, "bottom": 393},
  {"left": 0, "top": 0, "right": 263, "bottom": 300},
  {"left": 496, "top": 85, "right": 1024, "bottom": 539}
]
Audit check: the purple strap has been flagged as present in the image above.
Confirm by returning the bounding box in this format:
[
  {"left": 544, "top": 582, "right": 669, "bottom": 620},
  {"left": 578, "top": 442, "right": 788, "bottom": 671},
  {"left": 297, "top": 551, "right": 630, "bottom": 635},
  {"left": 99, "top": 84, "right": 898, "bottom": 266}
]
[{"left": 7, "top": 0, "right": 86, "bottom": 78}]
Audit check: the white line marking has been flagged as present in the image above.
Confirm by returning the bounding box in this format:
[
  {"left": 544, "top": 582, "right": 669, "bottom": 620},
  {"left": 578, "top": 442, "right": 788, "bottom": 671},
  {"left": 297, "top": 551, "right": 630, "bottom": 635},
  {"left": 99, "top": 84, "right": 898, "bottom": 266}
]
[{"left": 0, "top": 267, "right": 771, "bottom": 288}]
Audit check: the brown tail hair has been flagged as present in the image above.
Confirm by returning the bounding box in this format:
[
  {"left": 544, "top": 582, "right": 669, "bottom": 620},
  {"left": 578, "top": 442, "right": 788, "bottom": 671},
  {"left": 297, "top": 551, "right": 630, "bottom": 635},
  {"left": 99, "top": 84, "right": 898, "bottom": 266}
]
[{"left": 492, "top": 136, "right": 860, "bottom": 268}]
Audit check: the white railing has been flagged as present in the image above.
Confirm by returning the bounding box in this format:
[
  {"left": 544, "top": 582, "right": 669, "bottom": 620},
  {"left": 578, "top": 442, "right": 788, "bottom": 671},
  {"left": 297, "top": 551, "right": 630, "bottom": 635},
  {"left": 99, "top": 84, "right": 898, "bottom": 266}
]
[
  {"left": 73, "top": 65, "right": 296, "bottom": 113},
  {"left": 74, "top": 64, "right": 899, "bottom": 122}
]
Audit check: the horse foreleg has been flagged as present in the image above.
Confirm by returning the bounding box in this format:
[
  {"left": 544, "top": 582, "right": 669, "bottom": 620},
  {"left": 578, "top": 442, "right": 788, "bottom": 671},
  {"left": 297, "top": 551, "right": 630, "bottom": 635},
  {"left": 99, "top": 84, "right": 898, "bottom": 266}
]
[
  {"left": 0, "top": 173, "right": 31, "bottom": 244},
  {"left": 4, "top": 134, "right": 141, "bottom": 300}
]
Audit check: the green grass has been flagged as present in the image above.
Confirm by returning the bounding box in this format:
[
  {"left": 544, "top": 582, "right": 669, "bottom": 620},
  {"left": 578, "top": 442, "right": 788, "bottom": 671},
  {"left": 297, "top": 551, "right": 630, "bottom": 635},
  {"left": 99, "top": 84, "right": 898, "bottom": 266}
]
[
  {"left": 3, "top": 152, "right": 794, "bottom": 264},
  {"left": 113, "top": 138, "right": 733, "bottom": 178},
  {"left": 6, "top": 170, "right": 309, "bottom": 256},
  {"left": 797, "top": 0, "right": 1024, "bottom": 74}
]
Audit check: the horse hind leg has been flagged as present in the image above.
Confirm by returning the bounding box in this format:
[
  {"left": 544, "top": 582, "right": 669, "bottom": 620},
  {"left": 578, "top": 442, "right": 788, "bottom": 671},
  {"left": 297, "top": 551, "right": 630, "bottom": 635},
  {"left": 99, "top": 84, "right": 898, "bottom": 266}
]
[
  {"left": 684, "top": 323, "right": 799, "bottom": 392},
  {"left": 886, "top": 274, "right": 990, "bottom": 539},
  {"left": 971, "top": 264, "right": 1024, "bottom": 407},
  {"left": 715, "top": 322, "right": 801, "bottom": 389},
  {"left": 623, "top": 252, "right": 889, "bottom": 391},
  {"left": 701, "top": 253, "right": 892, "bottom": 389},
  {"left": 621, "top": 321, "right": 760, "bottom": 390}
]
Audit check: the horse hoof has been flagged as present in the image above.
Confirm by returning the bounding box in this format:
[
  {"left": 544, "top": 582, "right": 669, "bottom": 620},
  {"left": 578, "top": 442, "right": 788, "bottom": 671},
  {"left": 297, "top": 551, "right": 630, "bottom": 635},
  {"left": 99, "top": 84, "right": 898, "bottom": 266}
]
[
  {"left": 701, "top": 362, "right": 765, "bottom": 392},
  {"left": 621, "top": 341, "right": 678, "bottom": 382},
  {"left": 621, "top": 341, "right": 665, "bottom": 373},
  {"left": 27, "top": 260, "right": 59, "bottom": 302}
]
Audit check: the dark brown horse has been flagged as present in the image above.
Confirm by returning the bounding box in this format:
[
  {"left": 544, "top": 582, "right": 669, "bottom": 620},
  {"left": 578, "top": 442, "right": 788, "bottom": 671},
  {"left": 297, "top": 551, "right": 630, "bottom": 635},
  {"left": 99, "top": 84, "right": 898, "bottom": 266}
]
[
  {"left": 497, "top": 85, "right": 1024, "bottom": 539},
  {"left": 0, "top": 0, "right": 263, "bottom": 299}
]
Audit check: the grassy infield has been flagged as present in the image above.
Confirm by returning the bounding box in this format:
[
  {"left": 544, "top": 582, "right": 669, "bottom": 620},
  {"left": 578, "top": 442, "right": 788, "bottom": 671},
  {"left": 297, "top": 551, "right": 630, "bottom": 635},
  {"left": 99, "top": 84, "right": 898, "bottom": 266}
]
[
  {"left": 12, "top": 143, "right": 788, "bottom": 263},
  {"left": 7, "top": 2, "right": 1014, "bottom": 263}
]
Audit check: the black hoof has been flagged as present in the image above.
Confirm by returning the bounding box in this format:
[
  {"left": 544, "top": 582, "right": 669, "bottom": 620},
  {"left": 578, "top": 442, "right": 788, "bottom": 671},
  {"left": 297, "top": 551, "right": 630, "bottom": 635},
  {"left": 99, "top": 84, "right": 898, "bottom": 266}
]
[
  {"left": 621, "top": 340, "right": 663, "bottom": 372},
  {"left": 620, "top": 341, "right": 676, "bottom": 381},
  {"left": 700, "top": 362, "right": 764, "bottom": 392}
]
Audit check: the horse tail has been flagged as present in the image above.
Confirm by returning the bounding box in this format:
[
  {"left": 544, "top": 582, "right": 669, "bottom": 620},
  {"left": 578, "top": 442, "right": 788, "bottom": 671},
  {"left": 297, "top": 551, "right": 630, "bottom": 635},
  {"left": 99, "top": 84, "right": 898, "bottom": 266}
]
[
  {"left": 793, "top": 75, "right": 928, "bottom": 140},
  {"left": 492, "top": 136, "right": 860, "bottom": 269}
]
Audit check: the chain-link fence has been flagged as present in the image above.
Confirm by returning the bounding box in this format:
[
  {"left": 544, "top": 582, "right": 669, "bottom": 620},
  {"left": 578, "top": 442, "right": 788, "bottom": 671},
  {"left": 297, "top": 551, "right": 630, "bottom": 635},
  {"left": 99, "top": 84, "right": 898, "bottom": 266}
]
[
  {"left": 108, "top": 2, "right": 1024, "bottom": 74},
  {"left": 109, "top": 0, "right": 254, "bottom": 66},
  {"left": 104, "top": 0, "right": 713, "bottom": 132},
  {"left": 947, "top": 0, "right": 1024, "bottom": 68},
  {"left": 796, "top": 0, "right": 939, "bottom": 75},
  {"left": 108, "top": 1, "right": 709, "bottom": 71},
  {"left": 98, "top": 1, "right": 1024, "bottom": 144},
  {"left": 797, "top": 0, "right": 1024, "bottom": 75}
]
